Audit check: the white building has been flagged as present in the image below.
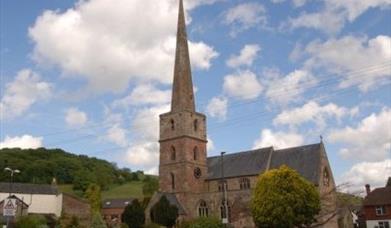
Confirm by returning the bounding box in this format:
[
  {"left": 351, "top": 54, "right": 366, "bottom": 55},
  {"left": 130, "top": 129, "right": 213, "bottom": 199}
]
[{"left": 0, "top": 182, "right": 62, "bottom": 217}]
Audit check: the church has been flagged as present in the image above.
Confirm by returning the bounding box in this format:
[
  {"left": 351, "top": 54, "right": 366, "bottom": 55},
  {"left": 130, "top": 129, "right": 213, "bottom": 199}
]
[{"left": 145, "top": 1, "right": 338, "bottom": 227}]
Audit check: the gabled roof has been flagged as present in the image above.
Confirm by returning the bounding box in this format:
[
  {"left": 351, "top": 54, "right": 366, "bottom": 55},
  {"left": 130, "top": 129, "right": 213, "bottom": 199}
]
[
  {"left": 0, "top": 183, "right": 58, "bottom": 195},
  {"left": 363, "top": 186, "right": 391, "bottom": 206},
  {"left": 102, "top": 198, "right": 135, "bottom": 209},
  {"left": 0, "top": 195, "right": 29, "bottom": 207},
  {"left": 207, "top": 143, "right": 323, "bottom": 184}
]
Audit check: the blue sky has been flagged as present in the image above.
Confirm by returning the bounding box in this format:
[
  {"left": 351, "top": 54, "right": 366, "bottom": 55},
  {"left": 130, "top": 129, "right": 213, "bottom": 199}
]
[{"left": 1, "top": 0, "right": 390, "bottom": 193}]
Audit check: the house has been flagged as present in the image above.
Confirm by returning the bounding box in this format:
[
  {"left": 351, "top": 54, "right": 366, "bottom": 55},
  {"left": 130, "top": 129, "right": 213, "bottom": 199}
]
[
  {"left": 62, "top": 193, "right": 91, "bottom": 226},
  {"left": 101, "top": 198, "right": 134, "bottom": 226},
  {"left": 0, "top": 182, "right": 62, "bottom": 217},
  {"left": 144, "top": 0, "right": 338, "bottom": 227},
  {"left": 362, "top": 178, "right": 391, "bottom": 228}
]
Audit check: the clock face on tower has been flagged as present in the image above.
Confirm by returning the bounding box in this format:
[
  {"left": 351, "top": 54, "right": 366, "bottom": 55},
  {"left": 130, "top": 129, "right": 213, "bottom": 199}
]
[{"left": 194, "top": 167, "right": 202, "bottom": 179}]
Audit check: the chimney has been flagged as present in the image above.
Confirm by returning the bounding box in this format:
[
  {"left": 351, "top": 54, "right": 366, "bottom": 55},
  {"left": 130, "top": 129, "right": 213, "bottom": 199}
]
[{"left": 365, "top": 184, "right": 371, "bottom": 195}]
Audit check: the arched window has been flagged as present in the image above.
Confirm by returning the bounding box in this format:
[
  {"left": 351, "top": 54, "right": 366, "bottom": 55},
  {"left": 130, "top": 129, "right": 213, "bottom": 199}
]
[
  {"left": 193, "top": 146, "right": 198, "bottom": 160},
  {"left": 323, "top": 168, "right": 330, "bottom": 187},
  {"left": 170, "top": 119, "right": 175, "bottom": 130},
  {"left": 239, "top": 178, "right": 251, "bottom": 190},
  {"left": 170, "top": 146, "right": 176, "bottom": 161},
  {"left": 218, "top": 180, "right": 227, "bottom": 192},
  {"left": 198, "top": 200, "right": 209, "bottom": 217},
  {"left": 194, "top": 119, "right": 198, "bottom": 131},
  {"left": 220, "top": 199, "right": 231, "bottom": 221},
  {"left": 171, "top": 173, "right": 175, "bottom": 190}
]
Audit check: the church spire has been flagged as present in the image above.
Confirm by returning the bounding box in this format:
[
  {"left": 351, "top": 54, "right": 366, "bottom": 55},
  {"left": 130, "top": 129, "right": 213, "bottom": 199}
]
[{"left": 171, "top": 0, "right": 195, "bottom": 112}]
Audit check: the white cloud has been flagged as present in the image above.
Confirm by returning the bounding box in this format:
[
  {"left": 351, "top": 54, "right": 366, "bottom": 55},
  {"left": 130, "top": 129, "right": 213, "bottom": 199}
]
[
  {"left": 206, "top": 96, "right": 228, "bottom": 120},
  {"left": 340, "top": 160, "right": 391, "bottom": 194},
  {"left": 286, "top": 0, "right": 391, "bottom": 33},
  {"left": 264, "top": 69, "right": 316, "bottom": 105},
  {"left": 207, "top": 137, "right": 215, "bottom": 151},
  {"left": 29, "top": 0, "right": 218, "bottom": 93},
  {"left": 253, "top": 129, "right": 304, "bottom": 149},
  {"left": 126, "top": 141, "right": 159, "bottom": 168},
  {"left": 107, "top": 125, "right": 128, "bottom": 147},
  {"left": 271, "top": 0, "right": 308, "bottom": 7},
  {"left": 274, "top": 101, "right": 350, "bottom": 128},
  {"left": 65, "top": 107, "right": 88, "bottom": 127},
  {"left": 304, "top": 35, "right": 391, "bottom": 91},
  {"left": 227, "top": 44, "right": 261, "bottom": 68},
  {"left": 0, "top": 69, "right": 52, "bottom": 120},
  {"left": 223, "top": 70, "right": 263, "bottom": 100},
  {"left": 328, "top": 108, "right": 391, "bottom": 162},
  {"left": 0, "top": 135, "right": 43, "bottom": 149},
  {"left": 132, "top": 104, "right": 170, "bottom": 141},
  {"left": 223, "top": 3, "right": 267, "bottom": 36},
  {"left": 112, "top": 84, "right": 171, "bottom": 108}
]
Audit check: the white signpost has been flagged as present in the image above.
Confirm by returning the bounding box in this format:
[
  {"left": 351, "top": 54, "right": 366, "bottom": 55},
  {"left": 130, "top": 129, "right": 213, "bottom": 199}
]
[{"left": 3, "top": 198, "right": 16, "bottom": 217}]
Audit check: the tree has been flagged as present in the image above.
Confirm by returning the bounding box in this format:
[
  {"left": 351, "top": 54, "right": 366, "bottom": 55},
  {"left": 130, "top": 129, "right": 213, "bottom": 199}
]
[
  {"left": 251, "top": 165, "right": 321, "bottom": 228},
  {"left": 91, "top": 212, "right": 107, "bottom": 228},
  {"left": 121, "top": 199, "right": 145, "bottom": 228},
  {"left": 151, "top": 196, "right": 178, "bottom": 228},
  {"left": 142, "top": 177, "right": 158, "bottom": 197},
  {"left": 15, "top": 215, "right": 47, "bottom": 228},
  {"left": 85, "top": 183, "right": 102, "bottom": 213},
  {"left": 181, "top": 217, "right": 223, "bottom": 228}
]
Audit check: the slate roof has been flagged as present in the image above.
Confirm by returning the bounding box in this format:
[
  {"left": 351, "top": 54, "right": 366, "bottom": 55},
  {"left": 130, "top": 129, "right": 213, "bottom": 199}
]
[
  {"left": 207, "top": 147, "right": 272, "bottom": 180},
  {"left": 154, "top": 192, "right": 186, "bottom": 215},
  {"left": 102, "top": 198, "right": 135, "bottom": 209},
  {"left": 207, "top": 143, "right": 322, "bottom": 184},
  {"left": 363, "top": 186, "right": 391, "bottom": 206},
  {"left": 0, "top": 183, "right": 58, "bottom": 195}
]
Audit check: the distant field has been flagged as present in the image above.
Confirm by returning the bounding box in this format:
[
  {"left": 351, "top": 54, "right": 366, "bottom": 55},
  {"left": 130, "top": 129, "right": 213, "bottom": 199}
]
[
  {"left": 59, "top": 181, "right": 144, "bottom": 200},
  {"left": 102, "top": 181, "right": 144, "bottom": 199}
]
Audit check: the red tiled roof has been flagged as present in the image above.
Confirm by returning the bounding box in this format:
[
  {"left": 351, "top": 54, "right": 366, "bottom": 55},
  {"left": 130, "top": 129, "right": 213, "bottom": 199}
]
[{"left": 363, "top": 186, "right": 391, "bottom": 206}]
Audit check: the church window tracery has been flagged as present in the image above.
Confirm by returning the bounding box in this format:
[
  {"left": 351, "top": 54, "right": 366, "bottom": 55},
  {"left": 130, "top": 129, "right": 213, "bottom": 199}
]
[
  {"left": 220, "top": 199, "right": 231, "bottom": 221},
  {"left": 323, "top": 168, "right": 330, "bottom": 187},
  {"left": 218, "top": 180, "right": 227, "bottom": 192},
  {"left": 198, "top": 200, "right": 209, "bottom": 217},
  {"left": 239, "top": 178, "right": 251, "bottom": 190}
]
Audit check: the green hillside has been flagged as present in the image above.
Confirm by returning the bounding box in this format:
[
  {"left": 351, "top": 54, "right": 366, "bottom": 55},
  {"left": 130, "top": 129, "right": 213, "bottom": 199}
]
[
  {"left": 59, "top": 181, "right": 144, "bottom": 200},
  {"left": 0, "top": 147, "right": 142, "bottom": 192}
]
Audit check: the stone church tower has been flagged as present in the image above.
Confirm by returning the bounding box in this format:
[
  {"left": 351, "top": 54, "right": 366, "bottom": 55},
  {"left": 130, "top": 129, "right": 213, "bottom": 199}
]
[{"left": 159, "top": 0, "right": 208, "bottom": 201}]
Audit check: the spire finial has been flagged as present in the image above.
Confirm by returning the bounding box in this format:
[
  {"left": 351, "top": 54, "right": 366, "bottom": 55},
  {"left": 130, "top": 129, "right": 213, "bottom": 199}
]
[{"left": 171, "top": 0, "right": 195, "bottom": 112}]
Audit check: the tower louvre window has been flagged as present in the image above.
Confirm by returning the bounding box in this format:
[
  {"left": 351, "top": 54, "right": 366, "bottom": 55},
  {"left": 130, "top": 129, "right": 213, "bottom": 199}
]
[
  {"left": 170, "top": 119, "right": 175, "bottom": 130},
  {"left": 194, "top": 119, "right": 198, "bottom": 131},
  {"left": 170, "top": 146, "right": 176, "bottom": 161},
  {"left": 193, "top": 146, "right": 198, "bottom": 160},
  {"left": 172, "top": 173, "right": 175, "bottom": 190}
]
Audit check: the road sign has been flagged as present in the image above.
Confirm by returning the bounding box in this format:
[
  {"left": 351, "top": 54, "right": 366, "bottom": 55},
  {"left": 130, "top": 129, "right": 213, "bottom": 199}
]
[{"left": 3, "top": 198, "right": 16, "bottom": 217}]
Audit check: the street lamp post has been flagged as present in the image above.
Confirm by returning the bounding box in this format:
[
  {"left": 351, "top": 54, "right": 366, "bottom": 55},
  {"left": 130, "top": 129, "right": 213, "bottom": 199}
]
[
  {"left": 220, "top": 152, "right": 229, "bottom": 226},
  {"left": 4, "top": 167, "right": 20, "bottom": 228}
]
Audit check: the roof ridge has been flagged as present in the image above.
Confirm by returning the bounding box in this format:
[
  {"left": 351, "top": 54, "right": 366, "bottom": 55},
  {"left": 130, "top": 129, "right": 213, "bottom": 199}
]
[
  {"left": 207, "top": 147, "right": 273, "bottom": 159},
  {"left": 274, "top": 143, "right": 321, "bottom": 152}
]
